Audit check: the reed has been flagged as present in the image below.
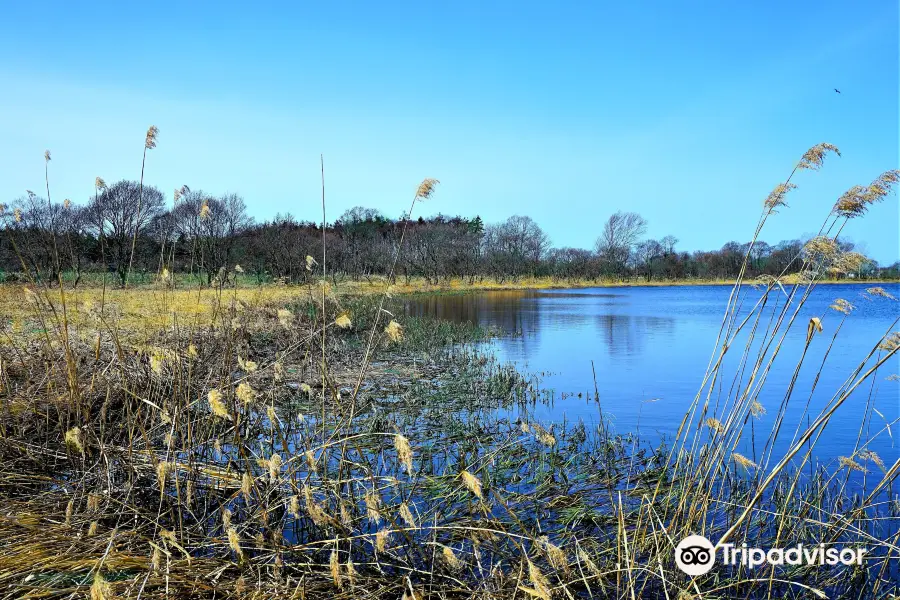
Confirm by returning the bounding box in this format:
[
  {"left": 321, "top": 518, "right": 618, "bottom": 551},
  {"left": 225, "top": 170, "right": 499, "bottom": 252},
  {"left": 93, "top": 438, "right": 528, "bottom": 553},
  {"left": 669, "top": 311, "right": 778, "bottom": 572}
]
[{"left": 0, "top": 139, "right": 896, "bottom": 599}]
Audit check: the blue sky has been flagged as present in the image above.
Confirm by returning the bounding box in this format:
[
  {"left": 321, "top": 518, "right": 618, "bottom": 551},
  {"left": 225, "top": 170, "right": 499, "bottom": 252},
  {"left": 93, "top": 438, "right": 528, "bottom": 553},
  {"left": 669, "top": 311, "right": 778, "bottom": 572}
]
[{"left": 1, "top": 1, "right": 897, "bottom": 262}]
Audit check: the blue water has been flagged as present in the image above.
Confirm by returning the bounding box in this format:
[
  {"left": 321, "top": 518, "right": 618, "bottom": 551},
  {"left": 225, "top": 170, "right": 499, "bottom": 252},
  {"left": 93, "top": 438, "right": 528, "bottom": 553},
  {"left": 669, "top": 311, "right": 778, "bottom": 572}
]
[{"left": 404, "top": 284, "right": 900, "bottom": 468}]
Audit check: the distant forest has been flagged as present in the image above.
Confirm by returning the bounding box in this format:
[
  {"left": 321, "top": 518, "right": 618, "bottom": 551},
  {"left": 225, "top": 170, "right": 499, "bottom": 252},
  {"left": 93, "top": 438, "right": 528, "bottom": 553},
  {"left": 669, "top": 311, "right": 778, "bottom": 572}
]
[{"left": 1, "top": 179, "right": 896, "bottom": 286}]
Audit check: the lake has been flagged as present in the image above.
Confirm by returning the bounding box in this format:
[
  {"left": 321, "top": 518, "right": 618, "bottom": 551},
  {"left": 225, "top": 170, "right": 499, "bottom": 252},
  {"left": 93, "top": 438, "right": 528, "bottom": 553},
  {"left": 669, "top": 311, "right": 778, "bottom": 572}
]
[{"left": 404, "top": 283, "right": 900, "bottom": 469}]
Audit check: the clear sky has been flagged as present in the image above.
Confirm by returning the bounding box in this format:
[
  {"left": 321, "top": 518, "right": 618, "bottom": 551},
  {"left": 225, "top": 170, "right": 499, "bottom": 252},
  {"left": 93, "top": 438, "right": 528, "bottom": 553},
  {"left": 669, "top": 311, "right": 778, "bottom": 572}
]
[{"left": 1, "top": 1, "right": 897, "bottom": 263}]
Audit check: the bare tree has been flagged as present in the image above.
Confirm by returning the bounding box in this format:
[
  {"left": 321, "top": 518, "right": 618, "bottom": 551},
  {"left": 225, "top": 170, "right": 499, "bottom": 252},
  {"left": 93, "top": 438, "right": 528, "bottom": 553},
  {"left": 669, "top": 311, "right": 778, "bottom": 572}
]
[
  {"left": 87, "top": 180, "right": 165, "bottom": 285},
  {"left": 59, "top": 203, "right": 92, "bottom": 287},
  {"left": 170, "top": 191, "right": 252, "bottom": 285},
  {"left": 4, "top": 191, "right": 79, "bottom": 283},
  {"left": 482, "top": 215, "right": 550, "bottom": 280},
  {"left": 634, "top": 239, "right": 663, "bottom": 281},
  {"left": 334, "top": 207, "right": 391, "bottom": 280},
  {"left": 660, "top": 235, "right": 679, "bottom": 255},
  {"left": 595, "top": 211, "right": 647, "bottom": 277}
]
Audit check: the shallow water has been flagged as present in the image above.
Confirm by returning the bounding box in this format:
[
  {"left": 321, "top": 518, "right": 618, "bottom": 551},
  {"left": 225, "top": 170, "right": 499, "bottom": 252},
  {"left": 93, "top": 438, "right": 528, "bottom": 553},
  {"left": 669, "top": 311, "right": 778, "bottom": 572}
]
[{"left": 403, "top": 284, "right": 900, "bottom": 467}]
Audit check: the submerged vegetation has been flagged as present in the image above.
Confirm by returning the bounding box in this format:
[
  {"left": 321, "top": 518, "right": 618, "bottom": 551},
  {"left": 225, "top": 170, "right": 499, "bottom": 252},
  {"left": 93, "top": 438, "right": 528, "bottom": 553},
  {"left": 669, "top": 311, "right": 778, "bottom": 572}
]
[{"left": 0, "top": 136, "right": 898, "bottom": 599}]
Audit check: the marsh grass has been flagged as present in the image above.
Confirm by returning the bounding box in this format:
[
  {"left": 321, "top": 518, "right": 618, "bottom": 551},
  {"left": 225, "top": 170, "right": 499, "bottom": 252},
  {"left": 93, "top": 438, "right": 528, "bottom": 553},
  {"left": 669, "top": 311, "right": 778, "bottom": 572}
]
[{"left": 0, "top": 141, "right": 897, "bottom": 599}]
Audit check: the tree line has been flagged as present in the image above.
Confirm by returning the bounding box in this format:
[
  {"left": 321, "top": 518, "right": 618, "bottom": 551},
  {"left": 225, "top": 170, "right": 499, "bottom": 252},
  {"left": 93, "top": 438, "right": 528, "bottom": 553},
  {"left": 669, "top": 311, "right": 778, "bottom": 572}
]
[{"left": 1, "top": 179, "right": 895, "bottom": 287}]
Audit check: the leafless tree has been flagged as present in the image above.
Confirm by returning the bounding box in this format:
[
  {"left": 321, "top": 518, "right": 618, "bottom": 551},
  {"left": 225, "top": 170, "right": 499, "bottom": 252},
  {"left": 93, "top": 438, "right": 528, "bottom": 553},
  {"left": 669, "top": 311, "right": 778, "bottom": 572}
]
[
  {"left": 595, "top": 211, "right": 647, "bottom": 276},
  {"left": 483, "top": 215, "right": 550, "bottom": 280},
  {"left": 5, "top": 191, "right": 74, "bottom": 283},
  {"left": 170, "top": 191, "right": 252, "bottom": 285},
  {"left": 634, "top": 239, "right": 664, "bottom": 281},
  {"left": 660, "top": 235, "right": 679, "bottom": 255},
  {"left": 87, "top": 180, "right": 165, "bottom": 286}
]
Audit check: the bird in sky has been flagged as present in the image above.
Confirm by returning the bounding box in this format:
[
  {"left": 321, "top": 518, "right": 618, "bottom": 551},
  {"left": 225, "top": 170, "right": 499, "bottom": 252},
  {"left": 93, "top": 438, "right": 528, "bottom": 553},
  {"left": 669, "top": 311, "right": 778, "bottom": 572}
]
[{"left": 834, "top": 88, "right": 841, "bottom": 93}]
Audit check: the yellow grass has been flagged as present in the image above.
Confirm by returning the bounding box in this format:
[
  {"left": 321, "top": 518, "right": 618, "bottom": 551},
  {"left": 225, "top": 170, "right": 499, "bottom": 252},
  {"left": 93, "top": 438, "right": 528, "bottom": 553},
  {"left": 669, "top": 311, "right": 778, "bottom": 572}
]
[
  {"left": 328, "top": 275, "right": 894, "bottom": 295},
  {"left": 1, "top": 275, "right": 890, "bottom": 342},
  {"left": 0, "top": 284, "right": 303, "bottom": 343}
]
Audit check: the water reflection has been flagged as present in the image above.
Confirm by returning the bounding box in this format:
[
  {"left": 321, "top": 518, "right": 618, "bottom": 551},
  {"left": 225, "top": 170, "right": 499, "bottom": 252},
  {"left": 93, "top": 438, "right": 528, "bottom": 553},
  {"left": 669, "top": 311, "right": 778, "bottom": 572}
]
[
  {"left": 403, "top": 290, "right": 676, "bottom": 361},
  {"left": 403, "top": 290, "right": 543, "bottom": 333},
  {"left": 401, "top": 284, "right": 900, "bottom": 469},
  {"left": 594, "top": 314, "right": 675, "bottom": 357}
]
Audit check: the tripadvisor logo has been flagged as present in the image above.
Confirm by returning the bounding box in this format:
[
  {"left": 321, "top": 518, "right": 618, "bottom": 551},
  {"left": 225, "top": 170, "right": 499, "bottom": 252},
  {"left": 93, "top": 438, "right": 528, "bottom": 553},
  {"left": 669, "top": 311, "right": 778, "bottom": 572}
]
[
  {"left": 675, "top": 535, "right": 716, "bottom": 576},
  {"left": 675, "top": 535, "right": 867, "bottom": 576}
]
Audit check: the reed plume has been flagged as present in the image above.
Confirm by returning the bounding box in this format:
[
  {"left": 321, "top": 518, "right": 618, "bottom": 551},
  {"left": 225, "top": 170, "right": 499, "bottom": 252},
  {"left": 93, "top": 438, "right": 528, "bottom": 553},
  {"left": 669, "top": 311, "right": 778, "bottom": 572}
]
[
  {"left": 866, "top": 287, "right": 896, "bottom": 300},
  {"left": 385, "top": 320, "right": 404, "bottom": 343},
  {"left": 236, "top": 382, "right": 256, "bottom": 404},
  {"left": 227, "top": 526, "right": 243, "bottom": 559},
  {"left": 375, "top": 528, "right": 390, "bottom": 552},
  {"left": 441, "top": 545, "right": 461, "bottom": 571},
  {"left": 345, "top": 557, "right": 357, "bottom": 585},
  {"left": 156, "top": 461, "right": 169, "bottom": 493},
  {"left": 394, "top": 433, "right": 413, "bottom": 475},
  {"left": 542, "top": 537, "right": 568, "bottom": 573},
  {"left": 830, "top": 251, "right": 868, "bottom": 274},
  {"left": 330, "top": 545, "right": 342, "bottom": 588},
  {"left": 857, "top": 450, "right": 885, "bottom": 471},
  {"left": 461, "top": 470, "right": 483, "bottom": 499},
  {"left": 732, "top": 453, "right": 758, "bottom": 470},
  {"left": 90, "top": 573, "right": 112, "bottom": 600},
  {"left": 303, "top": 485, "right": 330, "bottom": 526},
  {"left": 803, "top": 236, "right": 839, "bottom": 263},
  {"left": 365, "top": 489, "right": 381, "bottom": 523},
  {"left": 797, "top": 142, "right": 840, "bottom": 171},
  {"left": 878, "top": 332, "right": 900, "bottom": 352},
  {"left": 64, "top": 427, "right": 84, "bottom": 456},
  {"left": 278, "top": 308, "right": 293, "bottom": 328},
  {"left": 268, "top": 453, "right": 282, "bottom": 480},
  {"left": 145, "top": 125, "right": 159, "bottom": 150},
  {"left": 863, "top": 169, "right": 900, "bottom": 205},
  {"left": 764, "top": 182, "right": 796, "bottom": 213},
  {"left": 806, "top": 317, "right": 823, "bottom": 344},
  {"left": 208, "top": 389, "right": 230, "bottom": 419},
  {"left": 705, "top": 418, "right": 725, "bottom": 434},
  {"left": 838, "top": 456, "right": 866, "bottom": 473},
  {"left": 833, "top": 185, "right": 868, "bottom": 218},
  {"left": 335, "top": 312, "right": 352, "bottom": 329},
  {"left": 399, "top": 502, "right": 416, "bottom": 527},
  {"left": 415, "top": 178, "right": 440, "bottom": 200},
  {"left": 830, "top": 298, "right": 854, "bottom": 314},
  {"left": 241, "top": 472, "right": 252, "bottom": 500},
  {"left": 525, "top": 560, "right": 552, "bottom": 600}
]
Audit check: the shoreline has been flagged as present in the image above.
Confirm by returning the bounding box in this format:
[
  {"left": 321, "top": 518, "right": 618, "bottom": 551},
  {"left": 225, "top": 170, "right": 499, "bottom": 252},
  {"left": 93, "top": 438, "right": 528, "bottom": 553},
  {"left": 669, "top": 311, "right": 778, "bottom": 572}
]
[
  {"left": 329, "top": 277, "right": 900, "bottom": 297},
  {"left": 3, "top": 276, "right": 896, "bottom": 296}
]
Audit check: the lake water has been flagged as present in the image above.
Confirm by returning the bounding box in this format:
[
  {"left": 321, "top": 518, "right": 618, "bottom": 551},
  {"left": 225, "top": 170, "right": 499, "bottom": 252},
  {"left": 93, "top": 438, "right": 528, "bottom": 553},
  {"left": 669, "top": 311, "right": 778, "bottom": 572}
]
[{"left": 404, "top": 284, "right": 900, "bottom": 468}]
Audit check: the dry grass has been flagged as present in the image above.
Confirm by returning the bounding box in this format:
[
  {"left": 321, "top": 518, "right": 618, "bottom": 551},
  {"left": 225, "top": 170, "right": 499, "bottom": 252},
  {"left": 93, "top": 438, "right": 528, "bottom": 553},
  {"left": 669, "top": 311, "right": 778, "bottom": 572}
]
[{"left": 0, "top": 284, "right": 307, "bottom": 340}]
